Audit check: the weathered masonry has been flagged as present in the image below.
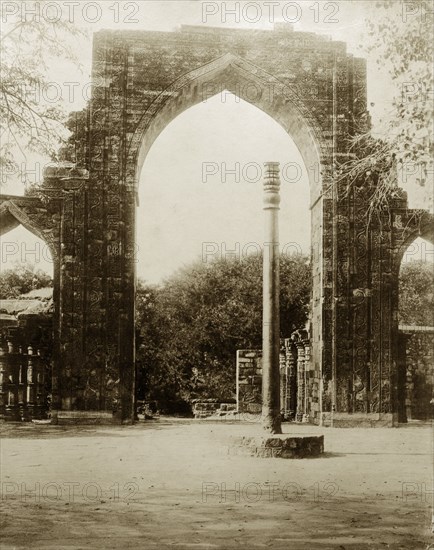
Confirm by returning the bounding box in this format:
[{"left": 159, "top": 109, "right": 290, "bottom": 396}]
[{"left": 0, "top": 25, "right": 433, "bottom": 424}]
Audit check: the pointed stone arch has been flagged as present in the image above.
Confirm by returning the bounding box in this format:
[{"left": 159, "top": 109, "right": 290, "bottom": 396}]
[
  {"left": 0, "top": 197, "right": 60, "bottom": 262},
  {"left": 394, "top": 210, "right": 434, "bottom": 270},
  {"left": 127, "top": 53, "right": 329, "bottom": 204},
  {"left": 0, "top": 193, "right": 64, "bottom": 414}
]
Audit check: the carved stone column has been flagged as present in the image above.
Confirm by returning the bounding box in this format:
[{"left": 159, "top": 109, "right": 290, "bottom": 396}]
[
  {"left": 279, "top": 340, "right": 287, "bottom": 420},
  {"left": 5, "top": 340, "right": 20, "bottom": 421},
  {"left": 0, "top": 345, "right": 6, "bottom": 420},
  {"left": 285, "top": 339, "right": 298, "bottom": 421},
  {"left": 292, "top": 332, "right": 305, "bottom": 422},
  {"left": 261, "top": 162, "right": 282, "bottom": 434},
  {"left": 301, "top": 331, "right": 311, "bottom": 423}
]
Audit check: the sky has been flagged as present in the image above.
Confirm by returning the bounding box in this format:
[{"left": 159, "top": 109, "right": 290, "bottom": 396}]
[{"left": 1, "top": 1, "right": 433, "bottom": 281}]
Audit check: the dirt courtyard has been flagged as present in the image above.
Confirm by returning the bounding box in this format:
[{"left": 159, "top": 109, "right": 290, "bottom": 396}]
[{"left": 0, "top": 418, "right": 433, "bottom": 549}]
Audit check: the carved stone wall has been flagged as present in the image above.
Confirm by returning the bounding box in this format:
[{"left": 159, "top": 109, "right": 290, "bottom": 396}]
[
  {"left": 236, "top": 350, "right": 263, "bottom": 414},
  {"left": 320, "top": 185, "right": 434, "bottom": 426}
]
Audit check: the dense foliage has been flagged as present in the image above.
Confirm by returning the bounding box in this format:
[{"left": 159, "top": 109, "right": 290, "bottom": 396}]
[
  {"left": 364, "top": 0, "right": 433, "bottom": 167},
  {"left": 0, "top": 263, "right": 52, "bottom": 299},
  {"left": 339, "top": 0, "right": 433, "bottom": 212},
  {"left": 0, "top": 0, "right": 86, "bottom": 186},
  {"left": 136, "top": 253, "right": 311, "bottom": 413}
]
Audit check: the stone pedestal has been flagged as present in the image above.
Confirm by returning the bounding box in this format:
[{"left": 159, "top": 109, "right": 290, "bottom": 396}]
[{"left": 230, "top": 434, "right": 324, "bottom": 458}]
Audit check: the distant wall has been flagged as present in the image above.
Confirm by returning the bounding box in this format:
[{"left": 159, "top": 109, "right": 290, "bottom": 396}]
[{"left": 236, "top": 350, "right": 263, "bottom": 414}]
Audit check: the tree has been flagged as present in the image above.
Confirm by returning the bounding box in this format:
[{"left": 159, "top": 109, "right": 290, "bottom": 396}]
[
  {"left": 0, "top": 262, "right": 52, "bottom": 299},
  {"left": 399, "top": 260, "right": 434, "bottom": 326},
  {"left": 339, "top": 0, "right": 433, "bottom": 213},
  {"left": 0, "top": 0, "right": 86, "bottom": 187},
  {"left": 135, "top": 253, "right": 311, "bottom": 413}
]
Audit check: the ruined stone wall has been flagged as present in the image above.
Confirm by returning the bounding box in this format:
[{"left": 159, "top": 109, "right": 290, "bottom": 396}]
[{"left": 236, "top": 350, "right": 263, "bottom": 414}]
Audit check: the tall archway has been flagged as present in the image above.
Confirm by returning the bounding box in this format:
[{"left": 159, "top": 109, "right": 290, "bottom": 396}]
[
  {"left": 135, "top": 91, "right": 312, "bottom": 412},
  {"left": 56, "top": 25, "right": 368, "bottom": 423},
  {"left": 122, "top": 50, "right": 329, "bottom": 424},
  {"left": 136, "top": 92, "right": 311, "bottom": 282}
]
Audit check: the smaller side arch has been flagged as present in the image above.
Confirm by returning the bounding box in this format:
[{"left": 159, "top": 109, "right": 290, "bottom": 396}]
[
  {"left": 0, "top": 197, "right": 61, "bottom": 263},
  {"left": 393, "top": 209, "right": 434, "bottom": 272}
]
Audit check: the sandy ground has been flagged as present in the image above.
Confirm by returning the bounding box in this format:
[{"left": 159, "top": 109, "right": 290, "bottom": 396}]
[{"left": 0, "top": 418, "right": 433, "bottom": 550}]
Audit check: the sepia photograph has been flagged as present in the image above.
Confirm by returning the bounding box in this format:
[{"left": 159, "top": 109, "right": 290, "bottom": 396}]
[{"left": 0, "top": 1, "right": 433, "bottom": 548}]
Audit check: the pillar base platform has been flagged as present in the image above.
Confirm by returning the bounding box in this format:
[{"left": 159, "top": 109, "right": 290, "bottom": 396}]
[{"left": 228, "top": 433, "right": 324, "bottom": 458}]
